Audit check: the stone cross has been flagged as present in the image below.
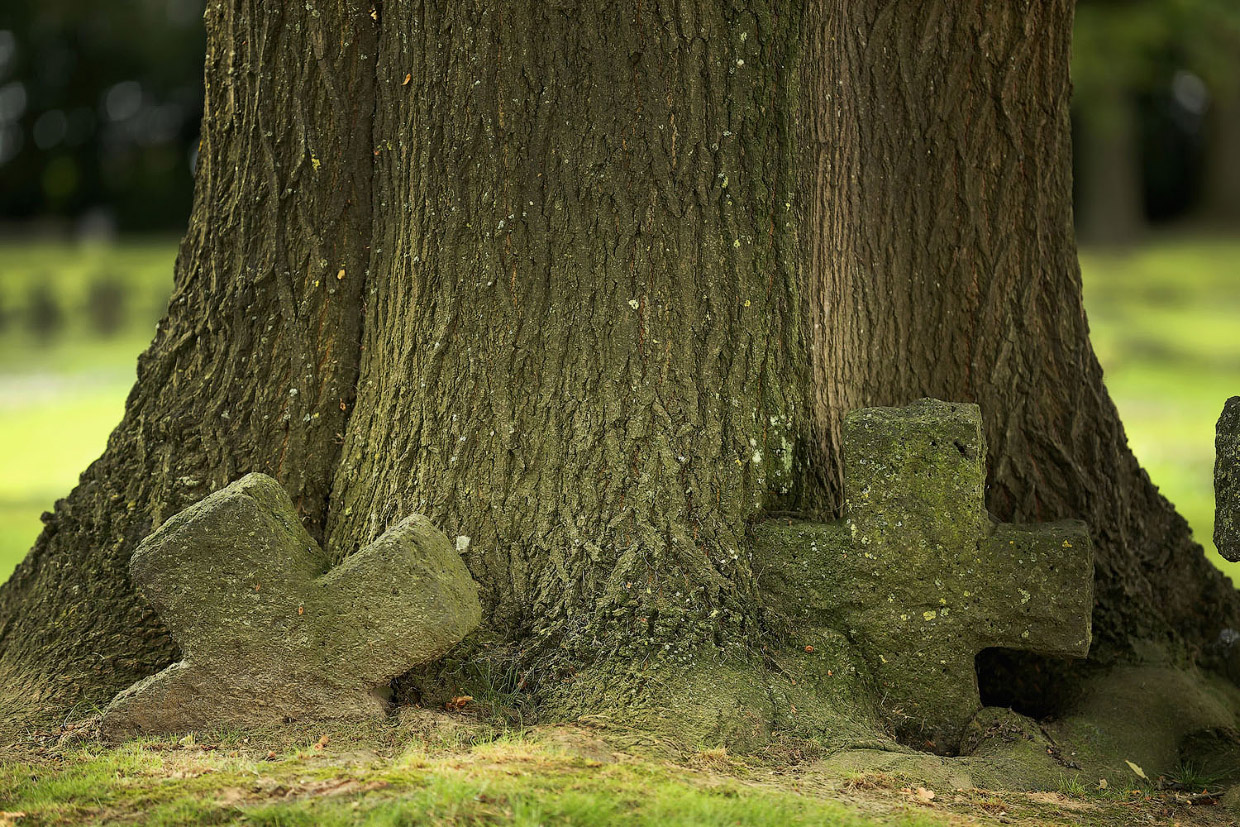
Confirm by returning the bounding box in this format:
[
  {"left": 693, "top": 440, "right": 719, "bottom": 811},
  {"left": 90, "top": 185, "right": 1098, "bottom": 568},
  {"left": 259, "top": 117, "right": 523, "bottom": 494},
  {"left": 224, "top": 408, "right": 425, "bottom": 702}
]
[
  {"left": 1217, "top": 397, "right": 1240, "bottom": 561},
  {"left": 101, "top": 473, "right": 481, "bottom": 736},
  {"left": 755, "top": 399, "right": 1093, "bottom": 752}
]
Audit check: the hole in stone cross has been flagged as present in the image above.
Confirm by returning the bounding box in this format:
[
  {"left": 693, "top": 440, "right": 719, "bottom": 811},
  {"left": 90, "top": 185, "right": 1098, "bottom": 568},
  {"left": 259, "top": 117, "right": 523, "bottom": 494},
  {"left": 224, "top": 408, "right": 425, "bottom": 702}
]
[{"left": 975, "top": 648, "right": 1083, "bottom": 720}]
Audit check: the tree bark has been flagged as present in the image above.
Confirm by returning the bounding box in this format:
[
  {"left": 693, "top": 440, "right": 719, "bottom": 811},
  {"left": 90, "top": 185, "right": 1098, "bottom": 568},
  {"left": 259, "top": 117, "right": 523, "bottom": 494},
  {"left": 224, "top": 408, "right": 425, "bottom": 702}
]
[
  {"left": 0, "top": 0, "right": 378, "bottom": 711},
  {"left": 324, "top": 0, "right": 811, "bottom": 670},
  {"left": 804, "top": 0, "right": 1238, "bottom": 665},
  {"left": 2, "top": 0, "right": 1236, "bottom": 722}
]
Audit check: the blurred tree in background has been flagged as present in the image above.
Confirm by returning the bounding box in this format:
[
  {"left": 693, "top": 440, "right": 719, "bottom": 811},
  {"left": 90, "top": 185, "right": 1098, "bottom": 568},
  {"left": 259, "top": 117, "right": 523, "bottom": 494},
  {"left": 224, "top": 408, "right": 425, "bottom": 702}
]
[
  {"left": 1073, "top": 0, "right": 1240, "bottom": 244},
  {"left": 0, "top": 0, "right": 204, "bottom": 234},
  {"left": 1181, "top": 0, "right": 1240, "bottom": 227}
]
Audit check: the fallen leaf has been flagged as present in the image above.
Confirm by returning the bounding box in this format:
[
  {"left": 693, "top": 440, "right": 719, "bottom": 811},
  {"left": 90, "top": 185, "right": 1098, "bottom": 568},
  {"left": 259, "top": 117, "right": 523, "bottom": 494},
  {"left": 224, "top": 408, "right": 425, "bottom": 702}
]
[
  {"left": 1125, "top": 760, "right": 1149, "bottom": 781},
  {"left": 403, "top": 73, "right": 412, "bottom": 86},
  {"left": 314, "top": 734, "right": 330, "bottom": 751},
  {"left": 915, "top": 787, "right": 936, "bottom": 804},
  {"left": 446, "top": 695, "right": 473, "bottom": 711},
  {"left": 1098, "top": 778, "right": 1108, "bottom": 790}
]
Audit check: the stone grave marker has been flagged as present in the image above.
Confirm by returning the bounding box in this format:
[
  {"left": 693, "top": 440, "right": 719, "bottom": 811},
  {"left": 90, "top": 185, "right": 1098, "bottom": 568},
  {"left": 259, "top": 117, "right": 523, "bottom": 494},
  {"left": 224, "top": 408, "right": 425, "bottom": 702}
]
[
  {"left": 101, "top": 472, "right": 481, "bottom": 736},
  {"left": 756, "top": 399, "right": 1093, "bottom": 751},
  {"left": 1217, "top": 396, "right": 1240, "bottom": 561}
]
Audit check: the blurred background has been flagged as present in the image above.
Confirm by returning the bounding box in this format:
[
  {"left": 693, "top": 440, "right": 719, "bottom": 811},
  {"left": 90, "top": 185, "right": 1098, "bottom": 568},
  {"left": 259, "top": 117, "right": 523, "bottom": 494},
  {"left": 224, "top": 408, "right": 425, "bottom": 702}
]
[{"left": 0, "top": 1, "right": 1237, "bottom": 584}]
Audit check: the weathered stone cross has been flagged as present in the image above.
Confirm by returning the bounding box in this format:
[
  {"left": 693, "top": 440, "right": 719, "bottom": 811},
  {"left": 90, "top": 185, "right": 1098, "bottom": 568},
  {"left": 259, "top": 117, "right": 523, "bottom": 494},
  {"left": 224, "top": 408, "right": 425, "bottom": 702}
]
[
  {"left": 756, "top": 399, "right": 1093, "bottom": 751},
  {"left": 101, "top": 473, "right": 481, "bottom": 736},
  {"left": 1217, "top": 396, "right": 1240, "bottom": 561}
]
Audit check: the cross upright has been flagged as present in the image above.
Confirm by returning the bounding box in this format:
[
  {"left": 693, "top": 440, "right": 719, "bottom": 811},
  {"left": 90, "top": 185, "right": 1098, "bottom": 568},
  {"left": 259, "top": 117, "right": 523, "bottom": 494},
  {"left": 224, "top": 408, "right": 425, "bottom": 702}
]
[
  {"left": 101, "top": 473, "right": 481, "bottom": 736},
  {"left": 756, "top": 399, "right": 1093, "bottom": 752}
]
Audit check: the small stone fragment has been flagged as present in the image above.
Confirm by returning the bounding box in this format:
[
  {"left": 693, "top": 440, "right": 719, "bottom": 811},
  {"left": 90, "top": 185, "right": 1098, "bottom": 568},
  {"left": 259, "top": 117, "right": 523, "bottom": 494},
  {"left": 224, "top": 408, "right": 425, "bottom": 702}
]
[
  {"left": 100, "top": 473, "right": 481, "bottom": 736},
  {"left": 1216, "top": 397, "right": 1240, "bottom": 561}
]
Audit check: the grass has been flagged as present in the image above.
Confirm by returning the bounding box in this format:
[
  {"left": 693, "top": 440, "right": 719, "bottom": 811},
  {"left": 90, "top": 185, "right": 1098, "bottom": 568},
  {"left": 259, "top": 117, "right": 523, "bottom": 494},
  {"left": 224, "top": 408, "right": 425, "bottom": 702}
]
[
  {"left": 0, "top": 723, "right": 948, "bottom": 827},
  {"left": 0, "top": 717, "right": 1215, "bottom": 826},
  {"left": 0, "top": 235, "right": 1237, "bottom": 586},
  {"left": 1163, "top": 760, "right": 1231, "bottom": 793}
]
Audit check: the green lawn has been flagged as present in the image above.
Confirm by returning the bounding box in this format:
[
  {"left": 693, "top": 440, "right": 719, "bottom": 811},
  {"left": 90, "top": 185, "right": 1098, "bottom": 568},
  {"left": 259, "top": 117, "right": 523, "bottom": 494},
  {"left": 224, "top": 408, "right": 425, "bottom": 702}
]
[
  {"left": 0, "top": 726, "right": 949, "bottom": 827},
  {"left": 0, "top": 239, "right": 174, "bottom": 581},
  {"left": 0, "top": 237, "right": 1237, "bottom": 585},
  {"left": 1081, "top": 238, "right": 1240, "bottom": 583}
]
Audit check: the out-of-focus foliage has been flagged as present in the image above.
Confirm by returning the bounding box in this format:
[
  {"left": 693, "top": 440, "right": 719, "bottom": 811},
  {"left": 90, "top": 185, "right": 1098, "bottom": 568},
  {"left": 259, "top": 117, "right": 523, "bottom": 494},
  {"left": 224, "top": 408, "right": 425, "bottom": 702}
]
[
  {"left": 1072, "top": 0, "right": 1240, "bottom": 237},
  {"left": 1075, "top": 0, "right": 1240, "bottom": 98},
  {"left": 0, "top": 1, "right": 204, "bottom": 232},
  {"left": 1169, "top": 0, "right": 1240, "bottom": 94},
  {"left": 1074, "top": 2, "right": 1169, "bottom": 105},
  {"left": 1, "top": 1, "right": 1236, "bottom": 235}
]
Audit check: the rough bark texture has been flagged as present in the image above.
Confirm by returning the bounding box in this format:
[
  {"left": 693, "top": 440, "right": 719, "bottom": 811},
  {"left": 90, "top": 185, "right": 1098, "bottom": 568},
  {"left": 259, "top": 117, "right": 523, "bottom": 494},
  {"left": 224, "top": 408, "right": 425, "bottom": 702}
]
[
  {"left": 801, "top": 0, "right": 1240, "bottom": 666},
  {"left": 326, "top": 0, "right": 811, "bottom": 666},
  {"left": 0, "top": 0, "right": 378, "bottom": 711},
  {"left": 1, "top": 0, "right": 1237, "bottom": 723}
]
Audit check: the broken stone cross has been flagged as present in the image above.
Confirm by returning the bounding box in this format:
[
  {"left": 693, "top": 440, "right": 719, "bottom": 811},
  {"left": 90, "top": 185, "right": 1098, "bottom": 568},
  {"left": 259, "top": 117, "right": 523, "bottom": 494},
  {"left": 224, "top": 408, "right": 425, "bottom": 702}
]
[
  {"left": 1217, "top": 397, "right": 1240, "bottom": 562},
  {"left": 755, "top": 399, "right": 1093, "bottom": 751},
  {"left": 101, "top": 473, "right": 481, "bottom": 736}
]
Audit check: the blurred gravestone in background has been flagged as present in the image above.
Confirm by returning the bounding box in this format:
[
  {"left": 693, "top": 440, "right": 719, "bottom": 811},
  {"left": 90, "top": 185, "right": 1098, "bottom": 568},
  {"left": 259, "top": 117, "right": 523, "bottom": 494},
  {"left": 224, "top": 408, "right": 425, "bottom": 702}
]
[
  {"left": 25, "top": 280, "right": 62, "bottom": 342},
  {"left": 85, "top": 275, "right": 127, "bottom": 337},
  {"left": 0, "top": 0, "right": 205, "bottom": 234}
]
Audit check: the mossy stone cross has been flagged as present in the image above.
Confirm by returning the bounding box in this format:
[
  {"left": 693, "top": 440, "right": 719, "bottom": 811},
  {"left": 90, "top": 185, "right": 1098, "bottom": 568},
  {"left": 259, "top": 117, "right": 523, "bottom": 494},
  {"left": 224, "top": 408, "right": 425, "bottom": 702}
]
[
  {"left": 101, "top": 473, "right": 481, "bottom": 736},
  {"left": 1216, "top": 396, "right": 1240, "bottom": 561},
  {"left": 756, "top": 399, "right": 1093, "bottom": 751}
]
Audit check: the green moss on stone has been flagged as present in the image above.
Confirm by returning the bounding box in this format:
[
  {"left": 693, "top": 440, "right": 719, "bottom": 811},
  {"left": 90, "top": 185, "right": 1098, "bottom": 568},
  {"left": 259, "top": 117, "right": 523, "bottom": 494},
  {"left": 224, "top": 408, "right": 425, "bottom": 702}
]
[{"left": 754, "top": 400, "right": 1093, "bottom": 753}]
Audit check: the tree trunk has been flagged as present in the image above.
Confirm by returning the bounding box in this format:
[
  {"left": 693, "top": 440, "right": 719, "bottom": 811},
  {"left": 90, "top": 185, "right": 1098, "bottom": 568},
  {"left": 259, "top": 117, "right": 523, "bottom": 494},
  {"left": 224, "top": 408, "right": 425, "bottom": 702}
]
[
  {"left": 2, "top": 0, "right": 1237, "bottom": 723},
  {"left": 803, "top": 0, "right": 1238, "bottom": 684},
  {"left": 0, "top": 0, "right": 379, "bottom": 711},
  {"left": 324, "top": 0, "right": 811, "bottom": 673}
]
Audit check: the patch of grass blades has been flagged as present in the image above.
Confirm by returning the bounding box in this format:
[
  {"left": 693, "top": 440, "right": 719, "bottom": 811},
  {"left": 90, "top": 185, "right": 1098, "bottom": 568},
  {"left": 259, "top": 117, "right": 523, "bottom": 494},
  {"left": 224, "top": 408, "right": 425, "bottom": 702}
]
[
  {"left": 1162, "top": 759, "right": 1231, "bottom": 793},
  {"left": 1, "top": 734, "right": 950, "bottom": 827},
  {"left": 1055, "top": 774, "right": 1087, "bottom": 797}
]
